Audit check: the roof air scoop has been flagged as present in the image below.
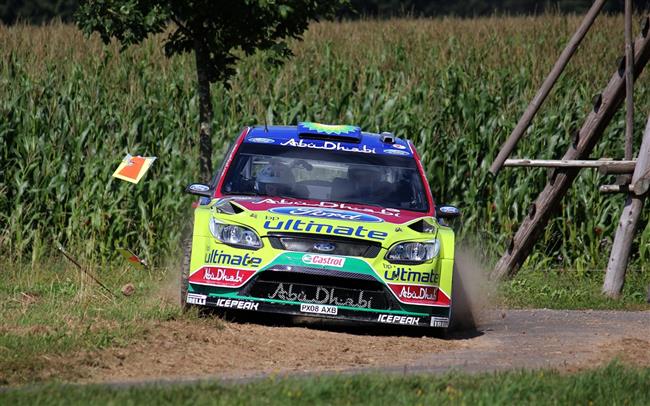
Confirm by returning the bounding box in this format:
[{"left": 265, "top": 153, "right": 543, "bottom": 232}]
[{"left": 380, "top": 132, "right": 395, "bottom": 144}]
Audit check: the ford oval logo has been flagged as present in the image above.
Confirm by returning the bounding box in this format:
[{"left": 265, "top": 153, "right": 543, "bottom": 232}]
[
  {"left": 269, "top": 207, "right": 383, "bottom": 223},
  {"left": 247, "top": 137, "right": 275, "bottom": 144},
  {"left": 383, "top": 148, "right": 410, "bottom": 156},
  {"left": 439, "top": 206, "right": 460, "bottom": 215},
  {"left": 313, "top": 242, "right": 336, "bottom": 252}
]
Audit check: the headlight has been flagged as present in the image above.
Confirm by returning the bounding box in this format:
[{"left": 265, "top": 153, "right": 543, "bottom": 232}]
[
  {"left": 386, "top": 240, "right": 440, "bottom": 263},
  {"left": 209, "top": 218, "right": 262, "bottom": 249}
]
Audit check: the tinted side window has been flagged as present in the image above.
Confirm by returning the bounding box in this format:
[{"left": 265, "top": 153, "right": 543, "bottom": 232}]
[{"left": 210, "top": 141, "right": 235, "bottom": 188}]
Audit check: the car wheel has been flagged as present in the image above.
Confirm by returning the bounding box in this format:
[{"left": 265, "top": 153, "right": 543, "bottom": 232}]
[
  {"left": 447, "top": 264, "right": 476, "bottom": 334},
  {"left": 180, "top": 225, "right": 193, "bottom": 311}
]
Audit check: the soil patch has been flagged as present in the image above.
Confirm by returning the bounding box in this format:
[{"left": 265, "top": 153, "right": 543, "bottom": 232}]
[
  {"left": 73, "top": 317, "right": 458, "bottom": 384},
  {"left": 21, "top": 309, "right": 650, "bottom": 385}
]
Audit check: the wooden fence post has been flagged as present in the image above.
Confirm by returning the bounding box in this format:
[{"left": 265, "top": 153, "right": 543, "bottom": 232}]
[
  {"left": 624, "top": 0, "right": 635, "bottom": 161},
  {"left": 489, "top": 0, "right": 606, "bottom": 175},
  {"left": 603, "top": 115, "right": 650, "bottom": 298},
  {"left": 490, "top": 19, "right": 650, "bottom": 281},
  {"left": 602, "top": 196, "right": 644, "bottom": 297}
]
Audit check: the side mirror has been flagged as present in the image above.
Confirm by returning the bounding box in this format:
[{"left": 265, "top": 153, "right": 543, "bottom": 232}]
[
  {"left": 436, "top": 205, "right": 460, "bottom": 219},
  {"left": 185, "top": 183, "right": 212, "bottom": 197}
]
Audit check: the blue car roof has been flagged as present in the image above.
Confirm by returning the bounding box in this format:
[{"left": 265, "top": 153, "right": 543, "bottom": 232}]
[{"left": 243, "top": 122, "right": 413, "bottom": 157}]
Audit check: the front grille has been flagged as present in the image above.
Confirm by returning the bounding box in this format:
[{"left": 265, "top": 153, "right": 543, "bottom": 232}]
[
  {"left": 246, "top": 270, "right": 396, "bottom": 310},
  {"left": 268, "top": 233, "right": 381, "bottom": 258},
  {"left": 267, "top": 265, "right": 378, "bottom": 281}
]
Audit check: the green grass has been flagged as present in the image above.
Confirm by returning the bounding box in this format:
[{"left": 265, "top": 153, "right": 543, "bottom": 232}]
[
  {"left": 498, "top": 267, "right": 650, "bottom": 309},
  {"left": 2, "top": 363, "right": 649, "bottom": 405},
  {"left": 0, "top": 260, "right": 209, "bottom": 385},
  {"left": 0, "top": 259, "right": 646, "bottom": 386}
]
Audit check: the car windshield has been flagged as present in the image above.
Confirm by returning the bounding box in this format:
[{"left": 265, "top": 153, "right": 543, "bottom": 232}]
[{"left": 221, "top": 144, "right": 429, "bottom": 212}]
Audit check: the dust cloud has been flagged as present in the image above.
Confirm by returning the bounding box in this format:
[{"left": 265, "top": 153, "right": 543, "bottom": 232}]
[{"left": 452, "top": 245, "right": 496, "bottom": 330}]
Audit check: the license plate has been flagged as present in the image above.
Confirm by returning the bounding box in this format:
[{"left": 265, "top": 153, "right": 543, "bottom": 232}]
[{"left": 300, "top": 303, "right": 338, "bottom": 315}]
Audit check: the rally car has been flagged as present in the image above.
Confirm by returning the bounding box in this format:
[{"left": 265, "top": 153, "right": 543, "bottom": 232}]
[{"left": 181, "top": 122, "right": 460, "bottom": 330}]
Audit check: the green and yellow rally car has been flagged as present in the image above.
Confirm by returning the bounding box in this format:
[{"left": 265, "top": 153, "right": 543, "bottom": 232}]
[{"left": 181, "top": 122, "right": 460, "bottom": 329}]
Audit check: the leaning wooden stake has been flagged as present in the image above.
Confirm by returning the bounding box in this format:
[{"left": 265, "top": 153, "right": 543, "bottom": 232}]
[
  {"left": 599, "top": 184, "right": 630, "bottom": 194},
  {"left": 624, "top": 0, "right": 635, "bottom": 161},
  {"left": 489, "top": 0, "right": 607, "bottom": 175},
  {"left": 603, "top": 115, "right": 650, "bottom": 298},
  {"left": 630, "top": 114, "right": 650, "bottom": 195},
  {"left": 490, "top": 18, "right": 650, "bottom": 281},
  {"left": 504, "top": 159, "right": 636, "bottom": 172}
]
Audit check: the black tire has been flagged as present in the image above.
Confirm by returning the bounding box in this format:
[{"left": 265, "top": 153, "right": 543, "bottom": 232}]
[
  {"left": 180, "top": 225, "right": 193, "bottom": 311},
  {"left": 446, "top": 264, "right": 476, "bottom": 334}
]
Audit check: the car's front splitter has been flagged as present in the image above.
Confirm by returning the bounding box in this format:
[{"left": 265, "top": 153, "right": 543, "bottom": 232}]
[{"left": 187, "top": 292, "right": 450, "bottom": 328}]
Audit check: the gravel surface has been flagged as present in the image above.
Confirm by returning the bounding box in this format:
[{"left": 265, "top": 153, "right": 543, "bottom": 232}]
[{"left": 69, "top": 309, "right": 650, "bottom": 386}]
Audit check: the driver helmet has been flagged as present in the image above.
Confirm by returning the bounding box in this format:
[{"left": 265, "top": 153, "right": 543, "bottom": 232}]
[
  {"left": 348, "top": 165, "right": 383, "bottom": 194},
  {"left": 255, "top": 160, "right": 294, "bottom": 196}
]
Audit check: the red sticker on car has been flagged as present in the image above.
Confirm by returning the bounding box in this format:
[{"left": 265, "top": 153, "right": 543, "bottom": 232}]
[
  {"left": 189, "top": 266, "right": 256, "bottom": 288},
  {"left": 386, "top": 284, "right": 450, "bottom": 306}
]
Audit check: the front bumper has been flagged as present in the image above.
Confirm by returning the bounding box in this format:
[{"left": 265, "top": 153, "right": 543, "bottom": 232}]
[{"left": 187, "top": 292, "right": 450, "bottom": 328}]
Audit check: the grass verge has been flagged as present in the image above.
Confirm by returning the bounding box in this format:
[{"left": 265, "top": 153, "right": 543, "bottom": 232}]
[
  {"left": 498, "top": 266, "right": 650, "bottom": 310},
  {"left": 0, "top": 260, "right": 211, "bottom": 385},
  {"left": 1, "top": 259, "right": 647, "bottom": 386},
  {"left": 1, "top": 363, "right": 649, "bottom": 405}
]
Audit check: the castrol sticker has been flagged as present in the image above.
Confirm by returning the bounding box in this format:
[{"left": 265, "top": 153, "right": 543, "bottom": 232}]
[{"left": 302, "top": 254, "right": 346, "bottom": 268}]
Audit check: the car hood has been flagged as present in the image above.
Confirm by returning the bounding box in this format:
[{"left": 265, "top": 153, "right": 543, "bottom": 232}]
[
  {"left": 199, "top": 196, "right": 439, "bottom": 247},
  {"left": 224, "top": 196, "right": 428, "bottom": 225}
]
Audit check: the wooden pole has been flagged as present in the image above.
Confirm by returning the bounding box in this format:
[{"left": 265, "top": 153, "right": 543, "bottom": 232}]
[
  {"left": 491, "top": 20, "right": 650, "bottom": 281},
  {"left": 599, "top": 164, "right": 637, "bottom": 175},
  {"left": 602, "top": 197, "right": 644, "bottom": 297},
  {"left": 504, "top": 159, "right": 636, "bottom": 171},
  {"left": 599, "top": 184, "right": 630, "bottom": 194},
  {"left": 57, "top": 245, "right": 116, "bottom": 298},
  {"left": 624, "top": 0, "right": 635, "bottom": 161},
  {"left": 630, "top": 116, "right": 650, "bottom": 195},
  {"left": 489, "top": 0, "right": 607, "bottom": 175},
  {"left": 603, "top": 115, "right": 650, "bottom": 298}
]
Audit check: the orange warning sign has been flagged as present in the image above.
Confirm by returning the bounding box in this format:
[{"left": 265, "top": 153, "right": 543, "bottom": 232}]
[{"left": 112, "top": 154, "right": 156, "bottom": 184}]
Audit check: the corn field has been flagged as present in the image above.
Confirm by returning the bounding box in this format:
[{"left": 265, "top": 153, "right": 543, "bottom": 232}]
[{"left": 1, "top": 15, "right": 649, "bottom": 270}]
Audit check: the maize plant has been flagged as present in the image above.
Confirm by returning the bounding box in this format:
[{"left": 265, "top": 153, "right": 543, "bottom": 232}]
[{"left": 1, "top": 15, "right": 649, "bottom": 270}]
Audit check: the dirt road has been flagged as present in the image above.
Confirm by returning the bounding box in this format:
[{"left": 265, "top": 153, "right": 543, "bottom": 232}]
[{"left": 69, "top": 309, "right": 650, "bottom": 385}]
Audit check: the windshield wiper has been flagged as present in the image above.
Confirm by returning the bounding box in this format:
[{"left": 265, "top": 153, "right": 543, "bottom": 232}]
[
  {"left": 226, "top": 191, "right": 297, "bottom": 200},
  {"left": 225, "top": 191, "right": 261, "bottom": 197},
  {"left": 268, "top": 193, "right": 302, "bottom": 200}
]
